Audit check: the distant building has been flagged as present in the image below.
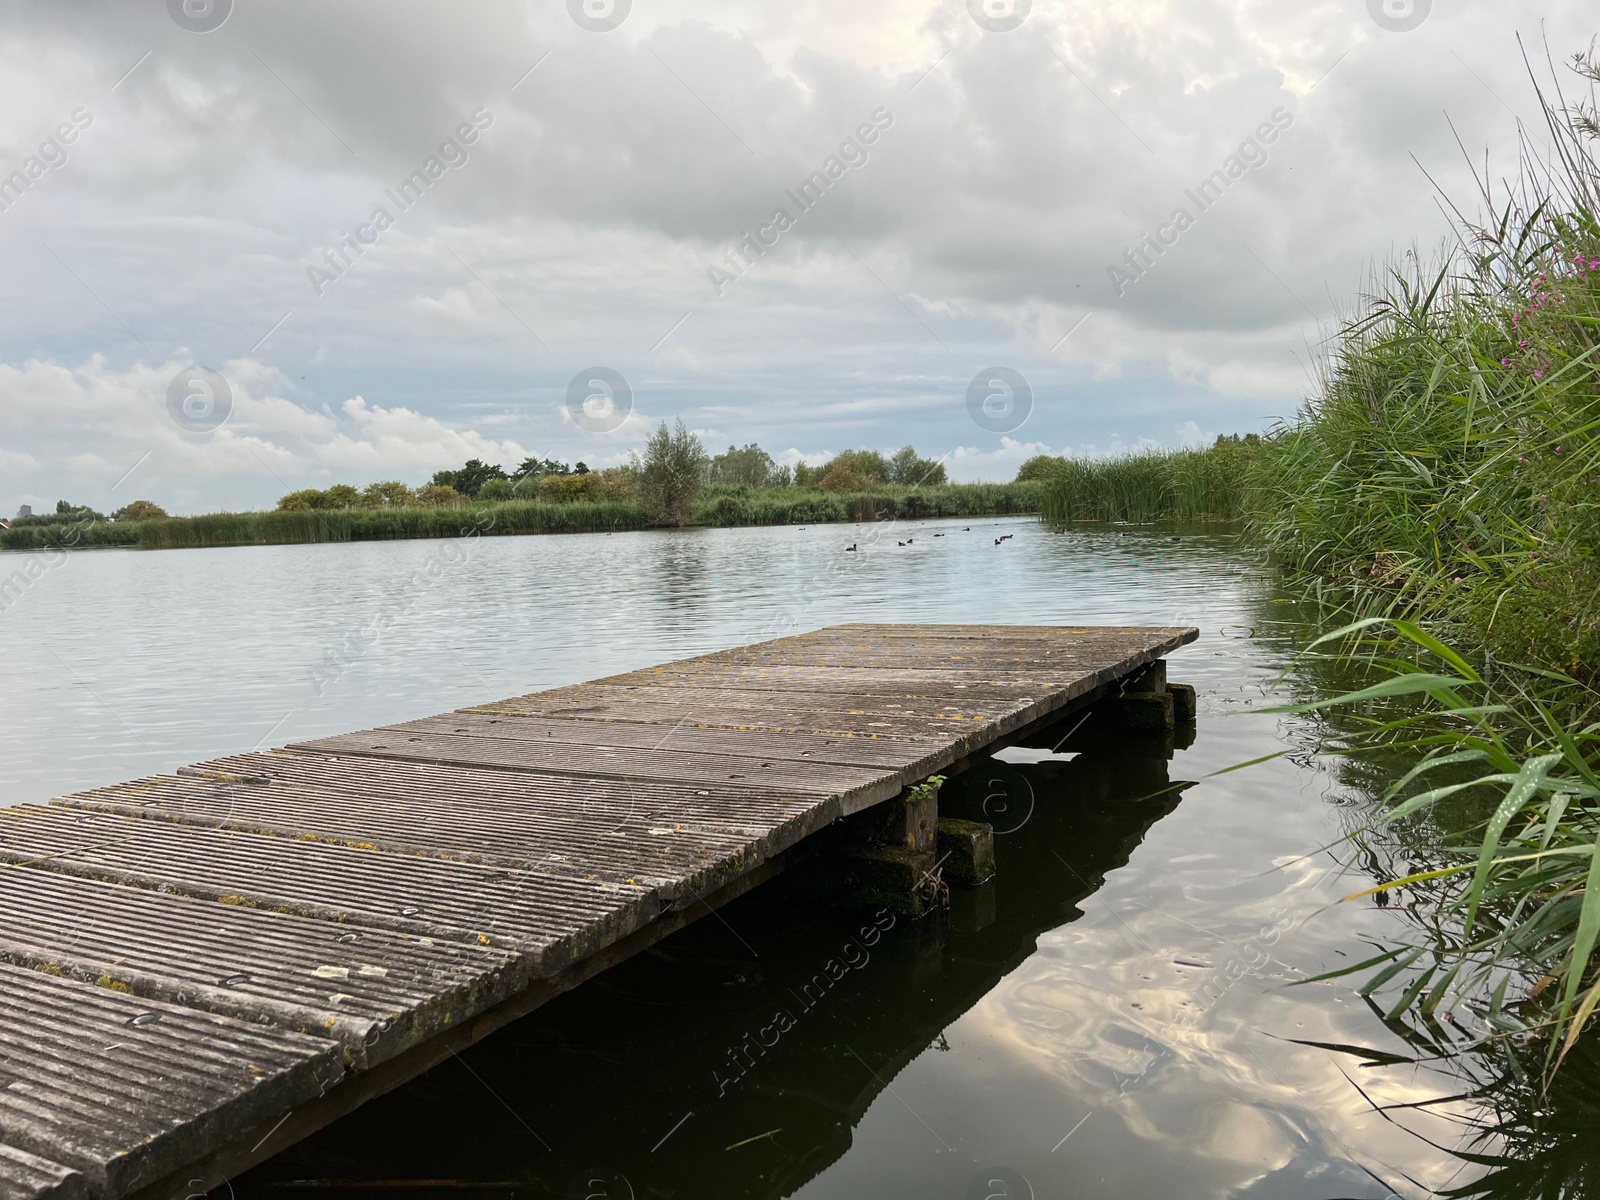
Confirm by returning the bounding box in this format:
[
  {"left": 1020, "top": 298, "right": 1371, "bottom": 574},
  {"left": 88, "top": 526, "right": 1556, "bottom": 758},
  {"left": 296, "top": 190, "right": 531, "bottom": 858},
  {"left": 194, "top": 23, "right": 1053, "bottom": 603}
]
[{"left": 16, "top": 504, "right": 31, "bottom": 518}]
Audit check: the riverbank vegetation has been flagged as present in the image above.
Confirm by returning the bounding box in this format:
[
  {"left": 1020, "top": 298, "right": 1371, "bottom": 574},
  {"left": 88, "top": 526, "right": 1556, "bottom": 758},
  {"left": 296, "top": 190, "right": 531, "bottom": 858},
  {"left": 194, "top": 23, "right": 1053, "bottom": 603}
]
[
  {"left": 0, "top": 426, "right": 1031, "bottom": 551},
  {"left": 1255, "top": 45, "right": 1600, "bottom": 1101},
  {"left": 1027, "top": 41, "right": 1600, "bottom": 1092}
]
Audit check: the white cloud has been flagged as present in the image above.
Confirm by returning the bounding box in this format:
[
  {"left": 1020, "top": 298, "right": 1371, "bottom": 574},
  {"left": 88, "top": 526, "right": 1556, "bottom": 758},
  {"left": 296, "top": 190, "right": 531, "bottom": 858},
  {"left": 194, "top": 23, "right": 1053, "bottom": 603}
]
[
  {"left": 0, "top": 355, "right": 528, "bottom": 512},
  {"left": 947, "top": 436, "right": 1053, "bottom": 482}
]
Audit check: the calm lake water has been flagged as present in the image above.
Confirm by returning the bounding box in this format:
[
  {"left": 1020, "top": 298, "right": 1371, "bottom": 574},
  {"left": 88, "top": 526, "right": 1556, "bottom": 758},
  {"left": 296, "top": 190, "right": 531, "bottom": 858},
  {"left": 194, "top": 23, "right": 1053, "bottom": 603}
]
[{"left": 0, "top": 516, "right": 1491, "bottom": 1197}]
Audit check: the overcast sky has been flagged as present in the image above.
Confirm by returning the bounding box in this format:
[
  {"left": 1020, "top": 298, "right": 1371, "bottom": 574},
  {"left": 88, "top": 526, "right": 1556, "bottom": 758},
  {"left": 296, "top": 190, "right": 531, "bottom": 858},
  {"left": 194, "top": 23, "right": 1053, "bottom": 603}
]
[{"left": 0, "top": 0, "right": 1592, "bottom": 513}]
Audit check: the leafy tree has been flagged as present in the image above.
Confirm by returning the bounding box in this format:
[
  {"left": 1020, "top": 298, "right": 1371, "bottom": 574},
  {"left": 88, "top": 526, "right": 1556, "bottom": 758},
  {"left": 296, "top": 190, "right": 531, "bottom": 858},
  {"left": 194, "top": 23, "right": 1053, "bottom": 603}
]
[
  {"left": 478, "top": 478, "right": 515, "bottom": 502},
  {"left": 573, "top": 462, "right": 589, "bottom": 475},
  {"left": 322, "top": 484, "right": 361, "bottom": 508},
  {"left": 512, "top": 475, "right": 542, "bottom": 500},
  {"left": 818, "top": 464, "right": 871, "bottom": 492},
  {"left": 706, "top": 443, "right": 782, "bottom": 487},
  {"left": 793, "top": 461, "right": 821, "bottom": 488},
  {"left": 110, "top": 500, "right": 168, "bottom": 521},
  {"left": 277, "top": 488, "right": 326, "bottom": 511},
  {"left": 432, "top": 458, "right": 506, "bottom": 497},
  {"left": 52, "top": 500, "right": 105, "bottom": 520},
  {"left": 886, "top": 445, "right": 947, "bottom": 486},
  {"left": 511, "top": 456, "right": 570, "bottom": 481},
  {"left": 821, "top": 449, "right": 888, "bottom": 485},
  {"left": 415, "top": 483, "right": 465, "bottom": 507},
  {"left": 639, "top": 419, "right": 707, "bottom": 526},
  {"left": 361, "top": 480, "right": 414, "bottom": 508}
]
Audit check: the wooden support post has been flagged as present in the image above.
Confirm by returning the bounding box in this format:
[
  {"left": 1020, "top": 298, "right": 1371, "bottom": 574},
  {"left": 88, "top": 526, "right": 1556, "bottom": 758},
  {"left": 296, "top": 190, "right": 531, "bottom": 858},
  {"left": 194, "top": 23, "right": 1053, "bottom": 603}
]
[
  {"left": 1087, "top": 658, "right": 1199, "bottom": 735},
  {"left": 936, "top": 818, "right": 995, "bottom": 887},
  {"left": 1109, "top": 690, "right": 1175, "bottom": 733},
  {"left": 1124, "top": 659, "right": 1167, "bottom": 693},
  {"left": 775, "top": 777, "right": 948, "bottom": 917},
  {"left": 1168, "top": 682, "right": 1197, "bottom": 724}
]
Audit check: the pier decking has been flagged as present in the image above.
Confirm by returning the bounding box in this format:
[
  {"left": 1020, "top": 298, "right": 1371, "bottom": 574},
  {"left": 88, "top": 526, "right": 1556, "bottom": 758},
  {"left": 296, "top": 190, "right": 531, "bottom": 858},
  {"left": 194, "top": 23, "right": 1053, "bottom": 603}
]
[{"left": 0, "top": 623, "right": 1196, "bottom": 1200}]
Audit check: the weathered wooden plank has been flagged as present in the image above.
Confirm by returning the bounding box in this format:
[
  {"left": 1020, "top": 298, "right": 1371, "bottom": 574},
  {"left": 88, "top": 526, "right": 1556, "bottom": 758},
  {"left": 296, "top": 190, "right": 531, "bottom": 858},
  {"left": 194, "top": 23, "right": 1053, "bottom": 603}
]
[
  {"left": 476, "top": 680, "right": 1031, "bottom": 718},
  {"left": 0, "top": 964, "right": 338, "bottom": 1199},
  {"left": 54, "top": 758, "right": 827, "bottom": 900},
  {"left": 604, "top": 624, "right": 1195, "bottom": 671},
  {"left": 390, "top": 712, "right": 949, "bottom": 771},
  {"left": 606, "top": 623, "right": 1196, "bottom": 667},
  {"left": 0, "top": 1145, "right": 84, "bottom": 1200},
  {"left": 0, "top": 805, "right": 646, "bottom": 957},
  {"left": 468, "top": 684, "right": 1029, "bottom": 736},
  {"left": 287, "top": 729, "right": 896, "bottom": 807},
  {"left": 0, "top": 869, "right": 519, "bottom": 1068}
]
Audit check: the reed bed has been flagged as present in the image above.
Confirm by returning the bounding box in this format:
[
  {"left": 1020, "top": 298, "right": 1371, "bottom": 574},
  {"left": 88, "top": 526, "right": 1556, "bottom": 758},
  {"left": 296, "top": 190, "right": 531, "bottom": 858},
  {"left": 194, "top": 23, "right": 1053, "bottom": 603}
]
[
  {"left": 1244, "top": 43, "right": 1600, "bottom": 681},
  {"left": 691, "top": 482, "right": 1043, "bottom": 527},
  {"left": 1036, "top": 445, "right": 1250, "bottom": 523},
  {"left": 1270, "top": 620, "right": 1600, "bottom": 1083},
  {"left": 0, "top": 501, "right": 648, "bottom": 551},
  {"left": 1250, "top": 45, "right": 1600, "bottom": 1095}
]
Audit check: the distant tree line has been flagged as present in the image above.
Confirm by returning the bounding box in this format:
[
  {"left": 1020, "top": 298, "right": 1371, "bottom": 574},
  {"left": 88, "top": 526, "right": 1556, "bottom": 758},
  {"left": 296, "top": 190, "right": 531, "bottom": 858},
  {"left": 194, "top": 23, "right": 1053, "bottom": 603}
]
[
  {"left": 11, "top": 498, "right": 168, "bottom": 527},
  {"left": 266, "top": 436, "right": 951, "bottom": 524},
  {"left": 704, "top": 443, "right": 945, "bottom": 490}
]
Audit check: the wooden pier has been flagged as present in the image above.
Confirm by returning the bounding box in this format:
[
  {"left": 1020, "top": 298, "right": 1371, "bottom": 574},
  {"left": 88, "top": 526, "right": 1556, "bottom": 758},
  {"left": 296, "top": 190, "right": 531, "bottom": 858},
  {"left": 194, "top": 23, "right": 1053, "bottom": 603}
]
[{"left": 0, "top": 623, "right": 1196, "bottom": 1200}]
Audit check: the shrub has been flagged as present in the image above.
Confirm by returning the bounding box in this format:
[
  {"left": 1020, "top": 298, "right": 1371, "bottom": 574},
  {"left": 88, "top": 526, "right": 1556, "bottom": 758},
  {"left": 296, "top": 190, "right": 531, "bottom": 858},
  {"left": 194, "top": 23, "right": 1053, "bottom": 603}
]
[
  {"left": 539, "top": 473, "right": 597, "bottom": 503},
  {"left": 478, "top": 478, "right": 515, "bottom": 502},
  {"left": 591, "top": 466, "right": 639, "bottom": 502},
  {"left": 511, "top": 475, "right": 542, "bottom": 500},
  {"left": 415, "top": 483, "right": 465, "bottom": 507}
]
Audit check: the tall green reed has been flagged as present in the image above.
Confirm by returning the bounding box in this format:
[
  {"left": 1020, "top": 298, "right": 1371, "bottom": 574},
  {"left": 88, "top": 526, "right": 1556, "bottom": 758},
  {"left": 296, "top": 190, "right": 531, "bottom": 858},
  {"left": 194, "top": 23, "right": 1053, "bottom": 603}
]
[
  {"left": 1273, "top": 618, "right": 1600, "bottom": 1079},
  {"left": 1037, "top": 445, "right": 1250, "bottom": 523}
]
